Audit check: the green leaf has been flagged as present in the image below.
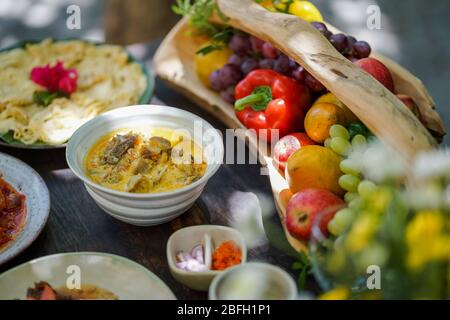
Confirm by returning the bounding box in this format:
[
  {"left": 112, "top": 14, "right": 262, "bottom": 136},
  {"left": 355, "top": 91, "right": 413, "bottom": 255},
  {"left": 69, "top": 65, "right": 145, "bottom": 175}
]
[
  {"left": 211, "top": 27, "right": 233, "bottom": 43},
  {"left": 0, "top": 131, "right": 46, "bottom": 145},
  {"left": 0, "top": 131, "right": 18, "bottom": 144},
  {"left": 33, "top": 91, "right": 62, "bottom": 106},
  {"left": 196, "top": 44, "right": 222, "bottom": 56},
  {"left": 172, "top": 0, "right": 191, "bottom": 15},
  {"left": 291, "top": 251, "right": 312, "bottom": 290},
  {"left": 292, "top": 261, "right": 304, "bottom": 270},
  {"left": 348, "top": 122, "right": 369, "bottom": 140},
  {"left": 298, "top": 268, "right": 308, "bottom": 290},
  {"left": 172, "top": 0, "right": 231, "bottom": 46},
  {"left": 195, "top": 27, "right": 233, "bottom": 56}
]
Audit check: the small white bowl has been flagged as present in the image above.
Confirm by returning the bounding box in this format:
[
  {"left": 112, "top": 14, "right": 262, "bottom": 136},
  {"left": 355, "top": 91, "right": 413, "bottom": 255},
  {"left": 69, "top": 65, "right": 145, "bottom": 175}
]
[
  {"left": 167, "top": 225, "right": 247, "bottom": 291},
  {"left": 0, "top": 252, "right": 176, "bottom": 300},
  {"left": 66, "top": 105, "right": 224, "bottom": 226},
  {"left": 209, "top": 262, "right": 298, "bottom": 300}
]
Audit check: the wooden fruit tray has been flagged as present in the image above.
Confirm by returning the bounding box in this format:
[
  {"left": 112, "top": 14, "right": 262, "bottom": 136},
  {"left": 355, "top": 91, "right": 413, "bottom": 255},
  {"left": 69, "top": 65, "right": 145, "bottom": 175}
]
[{"left": 154, "top": 0, "right": 446, "bottom": 253}]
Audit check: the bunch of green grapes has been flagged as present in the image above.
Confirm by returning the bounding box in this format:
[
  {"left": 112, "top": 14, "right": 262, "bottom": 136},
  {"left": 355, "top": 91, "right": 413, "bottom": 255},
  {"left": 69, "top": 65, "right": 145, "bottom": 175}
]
[{"left": 324, "top": 123, "right": 377, "bottom": 236}]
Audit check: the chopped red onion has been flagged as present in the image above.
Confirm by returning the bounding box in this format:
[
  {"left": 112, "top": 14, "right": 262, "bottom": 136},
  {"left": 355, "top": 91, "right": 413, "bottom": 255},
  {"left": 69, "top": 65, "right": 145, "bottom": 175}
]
[{"left": 175, "top": 244, "right": 208, "bottom": 272}]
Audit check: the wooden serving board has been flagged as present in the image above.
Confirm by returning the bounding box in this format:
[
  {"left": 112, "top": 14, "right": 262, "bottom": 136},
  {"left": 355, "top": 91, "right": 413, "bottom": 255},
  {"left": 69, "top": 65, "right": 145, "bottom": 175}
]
[{"left": 154, "top": 0, "right": 445, "bottom": 253}]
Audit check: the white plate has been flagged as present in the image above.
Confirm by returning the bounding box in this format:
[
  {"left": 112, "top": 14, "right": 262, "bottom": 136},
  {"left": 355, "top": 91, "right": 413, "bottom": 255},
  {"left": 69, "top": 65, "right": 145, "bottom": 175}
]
[
  {"left": 0, "top": 252, "right": 176, "bottom": 300},
  {"left": 0, "top": 39, "right": 155, "bottom": 150},
  {"left": 0, "top": 152, "right": 50, "bottom": 265}
]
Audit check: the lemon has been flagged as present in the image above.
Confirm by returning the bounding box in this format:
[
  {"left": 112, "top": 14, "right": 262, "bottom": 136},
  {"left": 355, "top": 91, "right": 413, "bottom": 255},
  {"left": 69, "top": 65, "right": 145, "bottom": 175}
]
[
  {"left": 195, "top": 46, "right": 232, "bottom": 88},
  {"left": 288, "top": 1, "right": 323, "bottom": 23}
]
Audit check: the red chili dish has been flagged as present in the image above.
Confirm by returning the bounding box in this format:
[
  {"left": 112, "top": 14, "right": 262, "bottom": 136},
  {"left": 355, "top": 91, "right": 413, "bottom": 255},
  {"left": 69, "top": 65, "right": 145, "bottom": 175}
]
[{"left": 0, "top": 178, "right": 27, "bottom": 250}]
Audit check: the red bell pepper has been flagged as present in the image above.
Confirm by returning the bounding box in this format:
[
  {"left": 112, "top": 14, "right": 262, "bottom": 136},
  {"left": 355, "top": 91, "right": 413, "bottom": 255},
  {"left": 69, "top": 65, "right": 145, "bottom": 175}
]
[{"left": 234, "top": 69, "right": 311, "bottom": 142}]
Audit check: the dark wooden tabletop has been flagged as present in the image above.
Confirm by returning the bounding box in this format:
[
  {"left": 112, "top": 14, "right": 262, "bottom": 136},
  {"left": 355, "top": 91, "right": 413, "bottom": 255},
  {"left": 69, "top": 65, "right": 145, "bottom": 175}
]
[{"left": 0, "top": 42, "right": 299, "bottom": 299}]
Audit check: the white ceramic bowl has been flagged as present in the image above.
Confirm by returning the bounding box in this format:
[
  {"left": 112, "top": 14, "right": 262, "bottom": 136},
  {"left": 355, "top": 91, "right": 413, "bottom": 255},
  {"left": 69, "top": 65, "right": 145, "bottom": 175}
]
[
  {"left": 0, "top": 252, "right": 176, "bottom": 300},
  {"left": 209, "top": 262, "right": 298, "bottom": 300},
  {"left": 66, "top": 105, "right": 223, "bottom": 226},
  {"left": 167, "top": 225, "right": 247, "bottom": 291}
]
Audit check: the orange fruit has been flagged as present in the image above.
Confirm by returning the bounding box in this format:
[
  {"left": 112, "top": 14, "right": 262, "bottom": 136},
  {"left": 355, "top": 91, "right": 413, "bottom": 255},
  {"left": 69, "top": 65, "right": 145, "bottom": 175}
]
[
  {"left": 279, "top": 189, "right": 293, "bottom": 209},
  {"left": 304, "top": 103, "right": 346, "bottom": 143},
  {"left": 314, "top": 93, "right": 358, "bottom": 123},
  {"left": 286, "top": 145, "right": 344, "bottom": 196}
]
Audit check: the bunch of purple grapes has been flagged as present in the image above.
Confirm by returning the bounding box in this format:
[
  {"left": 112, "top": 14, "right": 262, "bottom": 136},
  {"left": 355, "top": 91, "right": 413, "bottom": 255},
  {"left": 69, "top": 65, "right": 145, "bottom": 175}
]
[
  {"left": 210, "top": 23, "right": 371, "bottom": 104},
  {"left": 311, "top": 22, "right": 371, "bottom": 61}
]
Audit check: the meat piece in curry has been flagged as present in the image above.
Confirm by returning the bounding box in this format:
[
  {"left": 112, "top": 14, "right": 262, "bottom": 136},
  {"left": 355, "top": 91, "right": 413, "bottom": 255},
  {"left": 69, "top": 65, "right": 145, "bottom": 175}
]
[
  {"left": 26, "top": 281, "right": 118, "bottom": 300},
  {"left": 0, "top": 177, "right": 27, "bottom": 250},
  {"left": 85, "top": 130, "right": 207, "bottom": 193},
  {"left": 102, "top": 133, "right": 138, "bottom": 165}
]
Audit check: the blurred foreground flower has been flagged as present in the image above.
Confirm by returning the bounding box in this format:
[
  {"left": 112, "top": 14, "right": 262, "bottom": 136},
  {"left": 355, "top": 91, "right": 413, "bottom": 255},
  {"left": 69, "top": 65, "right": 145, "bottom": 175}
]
[
  {"left": 413, "top": 149, "right": 450, "bottom": 181},
  {"left": 406, "top": 210, "right": 450, "bottom": 271},
  {"left": 319, "top": 287, "right": 349, "bottom": 300},
  {"left": 360, "top": 141, "right": 408, "bottom": 182},
  {"left": 228, "top": 191, "right": 270, "bottom": 248},
  {"left": 311, "top": 143, "right": 450, "bottom": 300}
]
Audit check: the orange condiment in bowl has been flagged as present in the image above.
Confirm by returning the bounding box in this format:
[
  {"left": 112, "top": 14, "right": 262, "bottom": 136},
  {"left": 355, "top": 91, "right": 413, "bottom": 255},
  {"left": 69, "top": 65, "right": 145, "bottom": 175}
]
[{"left": 212, "top": 241, "right": 242, "bottom": 271}]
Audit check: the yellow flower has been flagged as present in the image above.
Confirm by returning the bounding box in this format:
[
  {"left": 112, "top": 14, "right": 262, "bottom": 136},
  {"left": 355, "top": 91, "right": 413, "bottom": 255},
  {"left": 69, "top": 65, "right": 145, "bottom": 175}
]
[
  {"left": 319, "top": 287, "right": 350, "bottom": 300},
  {"left": 326, "top": 248, "right": 346, "bottom": 273},
  {"left": 346, "top": 213, "right": 379, "bottom": 252},
  {"left": 406, "top": 210, "right": 450, "bottom": 271},
  {"left": 365, "top": 187, "right": 392, "bottom": 214}
]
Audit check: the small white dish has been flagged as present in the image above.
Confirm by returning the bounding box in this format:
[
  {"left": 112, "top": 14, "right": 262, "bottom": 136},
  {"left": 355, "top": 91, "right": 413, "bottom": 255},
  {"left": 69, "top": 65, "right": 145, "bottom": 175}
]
[
  {"left": 0, "top": 252, "right": 176, "bottom": 300},
  {"left": 209, "top": 262, "right": 298, "bottom": 300},
  {"left": 167, "top": 225, "right": 247, "bottom": 291},
  {"left": 66, "top": 105, "right": 224, "bottom": 226},
  {"left": 0, "top": 152, "right": 50, "bottom": 265}
]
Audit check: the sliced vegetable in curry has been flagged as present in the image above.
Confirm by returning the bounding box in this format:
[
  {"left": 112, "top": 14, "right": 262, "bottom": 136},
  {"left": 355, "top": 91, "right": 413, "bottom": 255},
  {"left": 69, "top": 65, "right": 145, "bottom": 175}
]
[{"left": 85, "top": 129, "right": 207, "bottom": 193}]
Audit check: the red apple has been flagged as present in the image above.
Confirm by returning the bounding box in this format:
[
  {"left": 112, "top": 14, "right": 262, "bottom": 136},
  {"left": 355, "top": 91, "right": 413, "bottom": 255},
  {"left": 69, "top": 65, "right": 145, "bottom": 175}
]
[
  {"left": 355, "top": 58, "right": 395, "bottom": 93},
  {"left": 397, "top": 94, "right": 420, "bottom": 118},
  {"left": 286, "top": 188, "right": 344, "bottom": 241},
  {"left": 273, "top": 133, "right": 316, "bottom": 172}
]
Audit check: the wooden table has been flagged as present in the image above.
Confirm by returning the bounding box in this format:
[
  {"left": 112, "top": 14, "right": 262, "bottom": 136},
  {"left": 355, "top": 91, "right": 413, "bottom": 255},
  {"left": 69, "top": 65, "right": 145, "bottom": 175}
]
[{"left": 0, "top": 42, "right": 298, "bottom": 299}]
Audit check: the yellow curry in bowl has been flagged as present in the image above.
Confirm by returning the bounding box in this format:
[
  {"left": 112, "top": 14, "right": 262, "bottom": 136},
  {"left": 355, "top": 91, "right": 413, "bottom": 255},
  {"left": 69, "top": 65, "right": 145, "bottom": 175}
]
[{"left": 84, "top": 128, "right": 207, "bottom": 193}]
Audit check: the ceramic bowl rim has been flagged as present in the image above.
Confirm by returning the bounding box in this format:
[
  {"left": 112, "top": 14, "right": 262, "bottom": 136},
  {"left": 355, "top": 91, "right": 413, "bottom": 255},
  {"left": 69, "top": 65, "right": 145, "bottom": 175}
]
[
  {"left": 208, "top": 262, "right": 298, "bottom": 300},
  {"left": 0, "top": 251, "right": 176, "bottom": 299},
  {"left": 66, "top": 105, "right": 224, "bottom": 200}
]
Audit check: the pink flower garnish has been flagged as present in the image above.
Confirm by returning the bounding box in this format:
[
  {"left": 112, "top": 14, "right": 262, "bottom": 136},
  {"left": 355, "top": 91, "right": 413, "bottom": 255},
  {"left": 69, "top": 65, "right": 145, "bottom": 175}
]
[{"left": 30, "top": 61, "right": 78, "bottom": 95}]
